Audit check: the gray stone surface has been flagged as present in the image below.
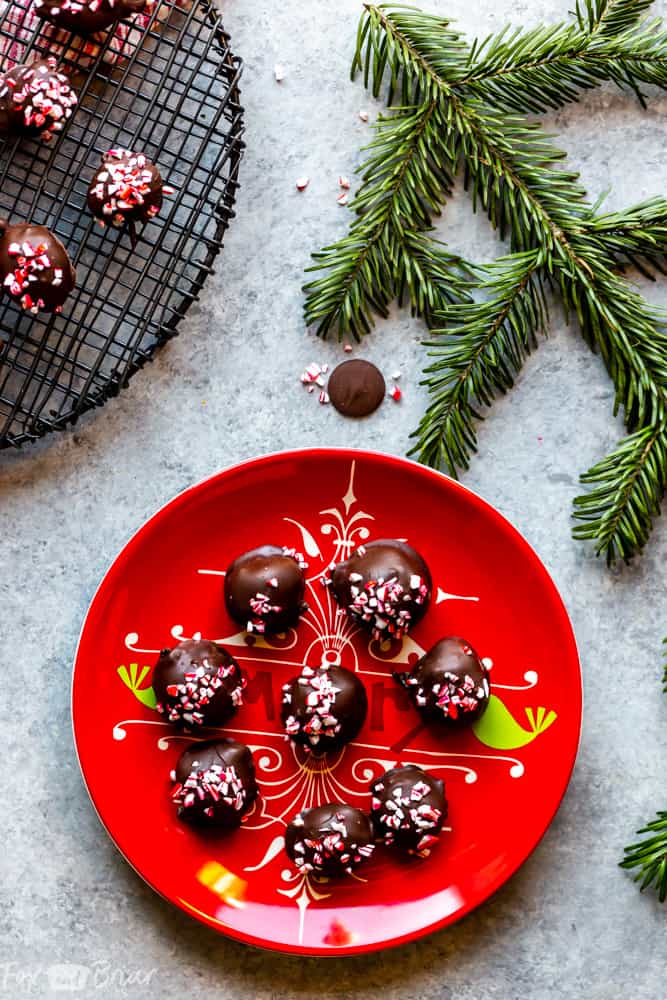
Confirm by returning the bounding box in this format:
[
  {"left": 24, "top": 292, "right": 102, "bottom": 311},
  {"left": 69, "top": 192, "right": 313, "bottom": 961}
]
[{"left": 1, "top": 0, "right": 667, "bottom": 996}]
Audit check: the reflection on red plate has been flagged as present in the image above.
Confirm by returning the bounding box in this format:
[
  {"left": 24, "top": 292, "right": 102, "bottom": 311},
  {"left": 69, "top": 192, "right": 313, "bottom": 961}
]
[{"left": 72, "top": 449, "right": 581, "bottom": 956}]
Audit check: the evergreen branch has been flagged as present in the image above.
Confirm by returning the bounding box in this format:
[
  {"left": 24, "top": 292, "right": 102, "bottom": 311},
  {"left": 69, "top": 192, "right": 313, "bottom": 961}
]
[
  {"left": 572, "top": 423, "right": 667, "bottom": 563},
  {"left": 303, "top": 99, "right": 460, "bottom": 339},
  {"left": 456, "top": 16, "right": 667, "bottom": 113},
  {"left": 409, "top": 250, "right": 548, "bottom": 474},
  {"left": 583, "top": 197, "right": 667, "bottom": 277},
  {"left": 577, "top": 0, "right": 656, "bottom": 37},
  {"left": 396, "top": 228, "right": 474, "bottom": 320},
  {"left": 621, "top": 809, "right": 667, "bottom": 900}
]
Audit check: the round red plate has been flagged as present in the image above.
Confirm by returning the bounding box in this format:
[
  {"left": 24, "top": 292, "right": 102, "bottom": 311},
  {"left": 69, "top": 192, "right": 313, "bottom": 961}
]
[{"left": 73, "top": 449, "right": 581, "bottom": 955}]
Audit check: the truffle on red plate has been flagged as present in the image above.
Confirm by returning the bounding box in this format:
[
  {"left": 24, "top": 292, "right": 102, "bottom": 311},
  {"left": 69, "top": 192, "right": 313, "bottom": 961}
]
[
  {"left": 328, "top": 538, "right": 431, "bottom": 642},
  {"left": 281, "top": 663, "right": 367, "bottom": 753},
  {"left": 285, "top": 803, "right": 375, "bottom": 876},
  {"left": 0, "top": 220, "right": 75, "bottom": 313},
  {"left": 153, "top": 639, "right": 245, "bottom": 728},
  {"left": 0, "top": 58, "right": 77, "bottom": 142},
  {"left": 395, "top": 636, "right": 490, "bottom": 726},
  {"left": 224, "top": 544, "right": 308, "bottom": 635},
  {"left": 370, "top": 764, "right": 446, "bottom": 856},
  {"left": 170, "top": 738, "right": 258, "bottom": 828}
]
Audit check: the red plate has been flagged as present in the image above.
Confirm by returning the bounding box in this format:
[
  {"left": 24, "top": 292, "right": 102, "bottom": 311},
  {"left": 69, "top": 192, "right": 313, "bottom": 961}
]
[{"left": 73, "top": 449, "right": 581, "bottom": 955}]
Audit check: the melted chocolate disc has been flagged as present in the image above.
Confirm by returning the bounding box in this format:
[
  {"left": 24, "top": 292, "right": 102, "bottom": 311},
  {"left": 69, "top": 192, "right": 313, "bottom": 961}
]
[{"left": 327, "top": 359, "right": 385, "bottom": 417}]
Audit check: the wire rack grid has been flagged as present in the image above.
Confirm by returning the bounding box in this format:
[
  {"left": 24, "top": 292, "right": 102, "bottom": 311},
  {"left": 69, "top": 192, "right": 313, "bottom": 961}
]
[{"left": 0, "top": 0, "right": 244, "bottom": 448}]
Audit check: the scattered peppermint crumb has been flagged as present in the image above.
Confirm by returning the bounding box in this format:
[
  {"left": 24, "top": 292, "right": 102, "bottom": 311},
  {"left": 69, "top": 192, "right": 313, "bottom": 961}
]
[
  {"left": 296, "top": 177, "right": 309, "bottom": 191},
  {"left": 339, "top": 176, "right": 350, "bottom": 189},
  {"left": 359, "top": 110, "right": 369, "bottom": 122},
  {"left": 337, "top": 192, "right": 348, "bottom": 206},
  {"left": 390, "top": 385, "right": 402, "bottom": 402},
  {"left": 344, "top": 344, "right": 353, "bottom": 353},
  {"left": 274, "top": 63, "right": 285, "bottom": 81},
  {"left": 307, "top": 385, "right": 315, "bottom": 394},
  {"left": 391, "top": 370, "right": 402, "bottom": 380},
  {"left": 319, "top": 390, "right": 330, "bottom": 404}
]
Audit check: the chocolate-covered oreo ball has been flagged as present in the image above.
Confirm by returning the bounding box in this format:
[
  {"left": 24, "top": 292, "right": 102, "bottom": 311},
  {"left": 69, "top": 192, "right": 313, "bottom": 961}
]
[
  {"left": 170, "top": 738, "right": 258, "bottom": 828},
  {"left": 328, "top": 539, "right": 431, "bottom": 642},
  {"left": 153, "top": 639, "right": 245, "bottom": 728},
  {"left": 0, "top": 220, "right": 75, "bottom": 312},
  {"left": 34, "top": 0, "right": 149, "bottom": 34},
  {"left": 281, "top": 663, "right": 367, "bottom": 753},
  {"left": 370, "top": 764, "right": 446, "bottom": 856},
  {"left": 224, "top": 544, "right": 308, "bottom": 635},
  {"left": 0, "top": 58, "right": 77, "bottom": 142},
  {"left": 395, "top": 636, "right": 490, "bottom": 726},
  {"left": 285, "top": 803, "right": 375, "bottom": 876},
  {"left": 87, "top": 149, "right": 171, "bottom": 230}
]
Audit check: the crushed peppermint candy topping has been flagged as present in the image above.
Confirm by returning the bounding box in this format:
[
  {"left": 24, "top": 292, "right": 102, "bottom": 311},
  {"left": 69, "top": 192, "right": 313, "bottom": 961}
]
[
  {"left": 172, "top": 761, "right": 246, "bottom": 815},
  {"left": 338, "top": 176, "right": 351, "bottom": 189},
  {"left": 390, "top": 385, "right": 402, "bottom": 402},
  {"left": 155, "top": 658, "right": 245, "bottom": 726},
  {"left": 89, "top": 148, "right": 172, "bottom": 228},
  {"left": 300, "top": 361, "right": 323, "bottom": 384},
  {"left": 282, "top": 546, "right": 308, "bottom": 570},
  {"left": 358, "top": 110, "right": 369, "bottom": 122},
  {"left": 336, "top": 192, "right": 348, "bottom": 206},
  {"left": 289, "top": 812, "right": 375, "bottom": 874},
  {"left": 282, "top": 667, "right": 343, "bottom": 747},
  {"left": 296, "top": 176, "right": 309, "bottom": 191},
  {"left": 2, "top": 238, "right": 59, "bottom": 313},
  {"left": 0, "top": 57, "right": 77, "bottom": 142},
  {"left": 407, "top": 669, "right": 488, "bottom": 719},
  {"left": 372, "top": 778, "right": 443, "bottom": 855},
  {"left": 274, "top": 63, "right": 285, "bottom": 82},
  {"left": 319, "top": 390, "right": 329, "bottom": 404},
  {"left": 340, "top": 571, "right": 429, "bottom": 641},
  {"left": 343, "top": 343, "right": 353, "bottom": 353}
]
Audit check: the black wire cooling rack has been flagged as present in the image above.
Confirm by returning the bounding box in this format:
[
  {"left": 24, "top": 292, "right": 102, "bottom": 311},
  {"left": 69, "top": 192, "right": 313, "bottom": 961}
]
[{"left": 0, "top": 0, "right": 243, "bottom": 448}]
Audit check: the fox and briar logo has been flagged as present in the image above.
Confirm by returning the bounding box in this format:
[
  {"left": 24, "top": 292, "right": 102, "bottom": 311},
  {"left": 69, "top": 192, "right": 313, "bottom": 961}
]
[{"left": 0, "top": 962, "right": 157, "bottom": 993}]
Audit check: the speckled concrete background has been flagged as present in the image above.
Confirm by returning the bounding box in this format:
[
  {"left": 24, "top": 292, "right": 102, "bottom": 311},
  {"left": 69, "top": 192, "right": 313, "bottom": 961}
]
[{"left": 1, "top": 0, "right": 666, "bottom": 997}]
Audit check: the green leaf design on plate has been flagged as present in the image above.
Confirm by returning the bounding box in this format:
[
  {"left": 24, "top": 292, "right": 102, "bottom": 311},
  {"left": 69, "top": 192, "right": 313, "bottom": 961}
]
[
  {"left": 472, "top": 695, "right": 557, "bottom": 750},
  {"left": 117, "top": 662, "right": 157, "bottom": 710}
]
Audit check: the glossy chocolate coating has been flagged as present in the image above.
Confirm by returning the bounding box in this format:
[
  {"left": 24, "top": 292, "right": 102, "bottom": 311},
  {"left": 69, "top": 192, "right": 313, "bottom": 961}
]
[
  {"left": 330, "top": 539, "right": 432, "bottom": 641},
  {"left": 0, "top": 58, "right": 77, "bottom": 141},
  {"left": 327, "top": 359, "right": 385, "bottom": 417},
  {"left": 281, "top": 663, "right": 367, "bottom": 754},
  {"left": 395, "top": 636, "right": 490, "bottom": 726},
  {"left": 171, "top": 739, "right": 258, "bottom": 829},
  {"left": 34, "top": 0, "right": 149, "bottom": 34},
  {"left": 285, "top": 803, "right": 375, "bottom": 875},
  {"left": 370, "top": 764, "right": 447, "bottom": 856},
  {"left": 87, "top": 149, "right": 164, "bottom": 228},
  {"left": 0, "top": 220, "right": 75, "bottom": 312},
  {"left": 224, "top": 544, "right": 307, "bottom": 634},
  {"left": 153, "top": 639, "right": 244, "bottom": 728}
]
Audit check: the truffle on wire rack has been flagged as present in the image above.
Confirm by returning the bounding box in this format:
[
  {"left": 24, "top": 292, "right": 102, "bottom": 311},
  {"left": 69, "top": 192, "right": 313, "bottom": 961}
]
[
  {"left": 327, "top": 538, "right": 432, "bottom": 642},
  {"left": 87, "top": 149, "right": 173, "bottom": 239},
  {"left": 285, "top": 803, "right": 375, "bottom": 876},
  {"left": 170, "top": 738, "right": 258, "bottom": 829},
  {"left": 281, "top": 661, "right": 367, "bottom": 754},
  {"left": 33, "top": 0, "right": 151, "bottom": 35},
  {"left": 370, "top": 764, "right": 447, "bottom": 857},
  {"left": 395, "top": 636, "right": 490, "bottom": 726},
  {"left": 153, "top": 639, "right": 245, "bottom": 728},
  {"left": 224, "top": 544, "right": 308, "bottom": 635},
  {"left": 0, "top": 220, "right": 75, "bottom": 313},
  {"left": 0, "top": 58, "right": 77, "bottom": 143}
]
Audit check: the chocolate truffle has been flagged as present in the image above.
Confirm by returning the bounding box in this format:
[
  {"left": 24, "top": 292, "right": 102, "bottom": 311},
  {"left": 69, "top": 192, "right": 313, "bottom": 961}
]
[
  {"left": 87, "top": 149, "right": 171, "bottom": 230},
  {"left": 328, "top": 539, "right": 432, "bottom": 642},
  {"left": 327, "top": 359, "right": 385, "bottom": 417},
  {"left": 395, "top": 636, "right": 490, "bottom": 726},
  {"left": 370, "top": 764, "right": 446, "bottom": 856},
  {"left": 0, "top": 220, "right": 75, "bottom": 313},
  {"left": 153, "top": 639, "right": 245, "bottom": 728},
  {"left": 224, "top": 544, "right": 308, "bottom": 635},
  {"left": 34, "top": 0, "right": 149, "bottom": 34},
  {"left": 285, "top": 803, "right": 375, "bottom": 876},
  {"left": 0, "top": 58, "right": 77, "bottom": 142},
  {"left": 281, "top": 663, "right": 367, "bottom": 753},
  {"left": 170, "top": 738, "right": 258, "bottom": 828}
]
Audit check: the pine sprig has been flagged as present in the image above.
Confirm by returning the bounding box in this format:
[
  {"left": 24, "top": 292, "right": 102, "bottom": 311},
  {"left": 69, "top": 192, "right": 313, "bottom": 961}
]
[
  {"left": 409, "top": 250, "right": 548, "bottom": 474},
  {"left": 622, "top": 811, "right": 667, "bottom": 900},
  {"left": 304, "top": 2, "right": 667, "bottom": 563}
]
